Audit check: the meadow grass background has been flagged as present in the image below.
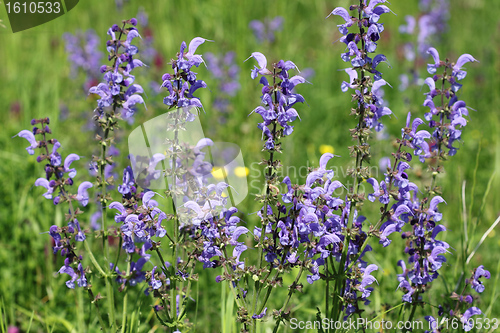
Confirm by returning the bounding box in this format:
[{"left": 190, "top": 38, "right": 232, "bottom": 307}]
[{"left": 1, "top": 0, "right": 500, "bottom": 331}]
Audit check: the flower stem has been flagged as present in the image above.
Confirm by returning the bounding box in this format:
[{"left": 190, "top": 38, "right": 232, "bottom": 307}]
[
  {"left": 120, "top": 254, "right": 132, "bottom": 333},
  {"left": 272, "top": 265, "right": 304, "bottom": 333},
  {"left": 87, "top": 288, "right": 107, "bottom": 332}
]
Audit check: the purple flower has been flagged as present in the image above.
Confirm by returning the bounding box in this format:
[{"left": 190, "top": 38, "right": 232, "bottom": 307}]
[
  {"left": 35, "top": 178, "right": 54, "bottom": 200},
  {"left": 249, "top": 16, "right": 284, "bottom": 43},
  {"left": 62, "top": 153, "right": 80, "bottom": 178},
  {"left": 424, "top": 316, "right": 439, "bottom": 333},
  {"left": 205, "top": 51, "right": 241, "bottom": 113},
  {"left": 452, "top": 53, "right": 478, "bottom": 80},
  {"left": 150, "top": 266, "right": 162, "bottom": 290},
  {"left": 427, "top": 246, "right": 448, "bottom": 270},
  {"left": 248, "top": 52, "right": 305, "bottom": 149},
  {"left": 246, "top": 52, "right": 272, "bottom": 79},
  {"left": 77, "top": 263, "right": 87, "bottom": 287},
  {"left": 470, "top": 265, "right": 490, "bottom": 293},
  {"left": 379, "top": 223, "right": 397, "bottom": 247},
  {"left": 76, "top": 181, "right": 93, "bottom": 207},
  {"left": 358, "top": 264, "right": 378, "bottom": 298},
  {"left": 161, "top": 38, "right": 210, "bottom": 109},
  {"left": 14, "top": 130, "right": 38, "bottom": 155},
  {"left": 59, "top": 259, "right": 78, "bottom": 289},
  {"left": 327, "top": 7, "right": 353, "bottom": 35},
  {"left": 461, "top": 307, "right": 482, "bottom": 332},
  {"left": 62, "top": 29, "right": 103, "bottom": 90},
  {"left": 89, "top": 20, "right": 145, "bottom": 118},
  {"left": 252, "top": 307, "right": 267, "bottom": 319}
]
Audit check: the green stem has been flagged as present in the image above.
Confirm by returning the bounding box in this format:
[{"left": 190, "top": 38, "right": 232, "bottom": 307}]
[
  {"left": 256, "top": 269, "right": 279, "bottom": 317},
  {"left": 155, "top": 248, "right": 171, "bottom": 279},
  {"left": 178, "top": 265, "right": 196, "bottom": 320},
  {"left": 344, "top": 143, "right": 404, "bottom": 273},
  {"left": 83, "top": 239, "right": 106, "bottom": 277},
  {"left": 221, "top": 248, "right": 245, "bottom": 310},
  {"left": 87, "top": 289, "right": 107, "bottom": 332},
  {"left": 272, "top": 266, "right": 304, "bottom": 333},
  {"left": 105, "top": 277, "right": 116, "bottom": 329},
  {"left": 120, "top": 254, "right": 132, "bottom": 333}
]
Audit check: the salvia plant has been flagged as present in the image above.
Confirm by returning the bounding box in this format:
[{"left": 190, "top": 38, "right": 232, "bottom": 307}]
[
  {"left": 398, "top": 0, "right": 450, "bottom": 91},
  {"left": 13, "top": 1, "right": 494, "bottom": 333},
  {"left": 249, "top": 16, "right": 284, "bottom": 44},
  {"left": 63, "top": 29, "right": 104, "bottom": 91}
]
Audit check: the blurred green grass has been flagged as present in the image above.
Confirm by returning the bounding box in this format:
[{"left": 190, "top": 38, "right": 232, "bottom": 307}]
[{"left": 1, "top": 0, "right": 499, "bottom": 331}]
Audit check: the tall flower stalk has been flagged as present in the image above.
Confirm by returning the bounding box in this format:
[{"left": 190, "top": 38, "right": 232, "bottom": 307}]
[
  {"left": 14, "top": 119, "right": 107, "bottom": 330},
  {"left": 88, "top": 17, "right": 145, "bottom": 328},
  {"left": 328, "top": 0, "right": 393, "bottom": 324},
  {"left": 245, "top": 52, "right": 307, "bottom": 331}
]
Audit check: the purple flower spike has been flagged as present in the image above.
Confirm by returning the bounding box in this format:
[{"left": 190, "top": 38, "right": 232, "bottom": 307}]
[
  {"left": 90, "top": 21, "right": 145, "bottom": 118},
  {"left": 249, "top": 16, "right": 284, "bottom": 43}
]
